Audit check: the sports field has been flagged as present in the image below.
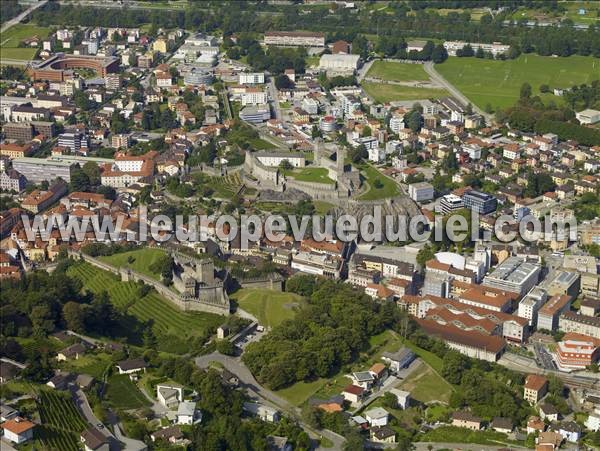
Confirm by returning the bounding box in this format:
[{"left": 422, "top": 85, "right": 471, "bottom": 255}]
[
  {"left": 231, "top": 288, "right": 306, "bottom": 328},
  {"left": 0, "top": 23, "right": 49, "bottom": 61},
  {"left": 362, "top": 82, "right": 447, "bottom": 103},
  {"left": 436, "top": 55, "right": 600, "bottom": 111},
  {"left": 367, "top": 61, "right": 429, "bottom": 81}
]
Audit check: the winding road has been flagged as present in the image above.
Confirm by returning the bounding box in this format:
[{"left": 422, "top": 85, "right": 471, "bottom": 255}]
[{"left": 195, "top": 352, "right": 346, "bottom": 450}]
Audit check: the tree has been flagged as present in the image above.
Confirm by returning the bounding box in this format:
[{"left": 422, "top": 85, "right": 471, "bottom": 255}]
[
  {"left": 382, "top": 392, "right": 398, "bottom": 409},
  {"left": 160, "top": 109, "right": 176, "bottom": 130},
  {"left": 274, "top": 74, "right": 294, "bottom": 90},
  {"left": 63, "top": 301, "right": 86, "bottom": 332},
  {"left": 431, "top": 44, "right": 448, "bottom": 63},
  {"left": 539, "top": 84, "right": 550, "bottom": 93},
  {"left": 279, "top": 159, "right": 293, "bottom": 171},
  {"left": 520, "top": 82, "right": 532, "bottom": 99},
  {"left": 216, "top": 340, "right": 236, "bottom": 356},
  {"left": 311, "top": 125, "right": 322, "bottom": 139},
  {"left": 82, "top": 161, "right": 100, "bottom": 186},
  {"left": 70, "top": 166, "right": 91, "bottom": 192},
  {"left": 406, "top": 110, "right": 423, "bottom": 132},
  {"left": 475, "top": 46, "right": 485, "bottom": 58},
  {"left": 416, "top": 244, "right": 435, "bottom": 268}
]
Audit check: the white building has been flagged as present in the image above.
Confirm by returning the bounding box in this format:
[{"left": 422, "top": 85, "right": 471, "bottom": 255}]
[
  {"left": 319, "top": 53, "right": 360, "bottom": 75},
  {"left": 443, "top": 40, "right": 510, "bottom": 56},
  {"left": 576, "top": 109, "right": 600, "bottom": 125},
  {"left": 176, "top": 401, "right": 202, "bottom": 425},
  {"left": 367, "top": 146, "right": 385, "bottom": 163},
  {"left": 390, "top": 389, "right": 410, "bottom": 410},
  {"left": 239, "top": 72, "right": 265, "bottom": 85},
  {"left": 518, "top": 287, "right": 548, "bottom": 327},
  {"left": 365, "top": 407, "right": 389, "bottom": 427},
  {"left": 585, "top": 409, "right": 600, "bottom": 432},
  {"left": 241, "top": 88, "right": 267, "bottom": 106},
  {"left": 1, "top": 418, "right": 35, "bottom": 444},
  {"left": 408, "top": 182, "right": 434, "bottom": 202},
  {"left": 255, "top": 152, "right": 305, "bottom": 168}
]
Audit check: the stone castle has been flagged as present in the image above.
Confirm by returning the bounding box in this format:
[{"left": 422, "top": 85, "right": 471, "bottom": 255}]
[
  {"left": 243, "top": 139, "right": 361, "bottom": 201},
  {"left": 170, "top": 252, "right": 231, "bottom": 314}
]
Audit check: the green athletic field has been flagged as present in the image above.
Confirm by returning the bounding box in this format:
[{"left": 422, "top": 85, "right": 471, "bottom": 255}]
[
  {"left": 367, "top": 60, "right": 430, "bottom": 81},
  {"left": 436, "top": 55, "right": 600, "bottom": 111}
]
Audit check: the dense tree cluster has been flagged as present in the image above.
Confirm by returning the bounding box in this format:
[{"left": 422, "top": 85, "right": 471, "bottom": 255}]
[
  {"left": 242, "top": 279, "right": 404, "bottom": 390},
  {"left": 0, "top": 0, "right": 23, "bottom": 25},
  {"left": 146, "top": 355, "right": 311, "bottom": 450},
  {"left": 32, "top": 2, "right": 600, "bottom": 59}
]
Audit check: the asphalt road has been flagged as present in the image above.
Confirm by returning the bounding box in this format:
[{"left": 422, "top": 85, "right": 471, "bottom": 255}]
[
  {"left": 0, "top": 1, "right": 48, "bottom": 34},
  {"left": 195, "top": 352, "right": 346, "bottom": 450}
]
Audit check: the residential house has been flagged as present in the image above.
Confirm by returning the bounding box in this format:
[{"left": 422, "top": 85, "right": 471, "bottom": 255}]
[
  {"left": 80, "top": 427, "right": 109, "bottom": 451},
  {"left": 46, "top": 373, "right": 70, "bottom": 390},
  {"left": 365, "top": 407, "right": 389, "bottom": 427},
  {"left": 527, "top": 416, "right": 546, "bottom": 434},
  {"left": 243, "top": 402, "right": 280, "bottom": 423},
  {"left": 176, "top": 401, "right": 202, "bottom": 425},
  {"left": 1, "top": 417, "right": 35, "bottom": 444},
  {"left": 491, "top": 417, "right": 513, "bottom": 434},
  {"left": 381, "top": 348, "right": 415, "bottom": 372},
  {"left": 156, "top": 383, "right": 183, "bottom": 409},
  {"left": 451, "top": 411, "right": 482, "bottom": 430},
  {"left": 56, "top": 343, "right": 87, "bottom": 361},
  {"left": 524, "top": 375, "right": 548, "bottom": 404},
  {"left": 342, "top": 385, "right": 365, "bottom": 405},
  {"left": 557, "top": 422, "right": 581, "bottom": 443},
  {"left": 116, "top": 358, "right": 147, "bottom": 377},
  {"left": 371, "top": 426, "right": 396, "bottom": 444},
  {"left": 348, "top": 371, "right": 374, "bottom": 390},
  {"left": 390, "top": 389, "right": 410, "bottom": 410},
  {"left": 539, "top": 403, "right": 559, "bottom": 422}
]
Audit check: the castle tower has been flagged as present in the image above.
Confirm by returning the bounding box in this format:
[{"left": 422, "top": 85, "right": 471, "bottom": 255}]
[
  {"left": 313, "top": 138, "right": 323, "bottom": 166},
  {"left": 196, "top": 259, "right": 215, "bottom": 286},
  {"left": 336, "top": 146, "right": 345, "bottom": 175}
]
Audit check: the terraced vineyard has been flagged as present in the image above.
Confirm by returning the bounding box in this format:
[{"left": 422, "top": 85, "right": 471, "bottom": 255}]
[
  {"left": 209, "top": 172, "right": 243, "bottom": 199},
  {"left": 67, "top": 261, "right": 224, "bottom": 351},
  {"left": 37, "top": 389, "right": 87, "bottom": 451},
  {"left": 68, "top": 262, "right": 138, "bottom": 309}
]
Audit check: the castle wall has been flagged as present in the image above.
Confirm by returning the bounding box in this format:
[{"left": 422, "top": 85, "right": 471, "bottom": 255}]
[{"left": 69, "top": 250, "right": 231, "bottom": 315}]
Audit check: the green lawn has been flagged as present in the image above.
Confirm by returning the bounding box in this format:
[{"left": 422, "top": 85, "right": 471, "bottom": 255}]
[
  {"left": 231, "top": 288, "right": 306, "bottom": 329},
  {"left": 105, "top": 374, "right": 152, "bottom": 410},
  {"left": 399, "top": 363, "right": 453, "bottom": 404},
  {"left": 1, "top": 23, "right": 50, "bottom": 47},
  {"left": 248, "top": 137, "right": 273, "bottom": 150},
  {"left": 275, "top": 378, "right": 329, "bottom": 406},
  {"left": 362, "top": 82, "right": 448, "bottom": 103},
  {"left": 59, "top": 353, "right": 113, "bottom": 379},
  {"left": 367, "top": 61, "right": 429, "bottom": 81},
  {"left": 314, "top": 200, "right": 335, "bottom": 214},
  {"left": 0, "top": 47, "right": 38, "bottom": 60},
  {"left": 418, "top": 426, "right": 514, "bottom": 446},
  {"left": 290, "top": 167, "right": 335, "bottom": 185},
  {"left": 99, "top": 248, "right": 167, "bottom": 281},
  {"left": 436, "top": 55, "right": 600, "bottom": 111},
  {"left": 359, "top": 164, "right": 401, "bottom": 200}
]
